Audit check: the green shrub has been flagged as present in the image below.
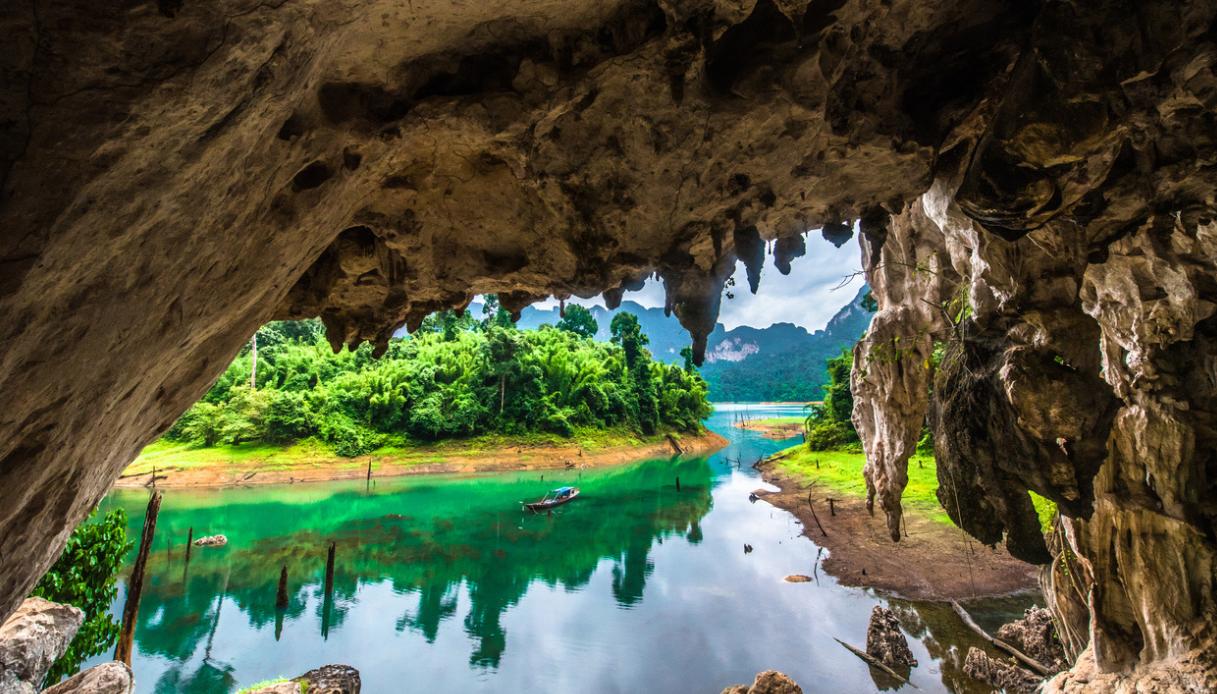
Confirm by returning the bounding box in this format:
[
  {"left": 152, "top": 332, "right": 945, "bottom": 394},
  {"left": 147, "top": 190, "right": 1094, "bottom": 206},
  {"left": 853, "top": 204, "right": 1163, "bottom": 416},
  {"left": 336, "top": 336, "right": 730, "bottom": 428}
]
[{"left": 32, "top": 509, "right": 132, "bottom": 684}]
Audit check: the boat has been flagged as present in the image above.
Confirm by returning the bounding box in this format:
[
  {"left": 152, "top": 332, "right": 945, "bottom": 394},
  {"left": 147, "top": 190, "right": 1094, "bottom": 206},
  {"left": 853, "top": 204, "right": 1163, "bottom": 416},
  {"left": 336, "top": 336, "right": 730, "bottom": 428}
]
[{"left": 524, "top": 486, "right": 580, "bottom": 512}]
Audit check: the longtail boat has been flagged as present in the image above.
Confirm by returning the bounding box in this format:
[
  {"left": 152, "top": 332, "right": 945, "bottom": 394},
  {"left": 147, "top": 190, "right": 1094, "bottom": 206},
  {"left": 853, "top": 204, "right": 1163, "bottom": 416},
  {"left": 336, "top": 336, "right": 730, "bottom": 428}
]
[{"left": 524, "top": 486, "right": 580, "bottom": 512}]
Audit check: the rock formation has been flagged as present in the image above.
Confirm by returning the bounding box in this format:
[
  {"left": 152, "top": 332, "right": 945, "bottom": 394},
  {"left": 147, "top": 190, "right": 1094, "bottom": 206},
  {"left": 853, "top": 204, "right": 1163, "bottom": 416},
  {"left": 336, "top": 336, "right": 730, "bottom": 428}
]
[
  {"left": 244, "top": 665, "right": 361, "bottom": 694},
  {"left": 2, "top": 0, "right": 1217, "bottom": 688},
  {"left": 865, "top": 606, "right": 916, "bottom": 669},
  {"left": 0, "top": 598, "right": 133, "bottom": 694},
  {"left": 996, "top": 606, "right": 1067, "bottom": 674},
  {"left": 41, "top": 663, "right": 133, "bottom": 694},
  {"left": 0, "top": 598, "right": 83, "bottom": 694},
  {"left": 963, "top": 647, "right": 1042, "bottom": 694},
  {"left": 720, "top": 670, "right": 802, "bottom": 694}
]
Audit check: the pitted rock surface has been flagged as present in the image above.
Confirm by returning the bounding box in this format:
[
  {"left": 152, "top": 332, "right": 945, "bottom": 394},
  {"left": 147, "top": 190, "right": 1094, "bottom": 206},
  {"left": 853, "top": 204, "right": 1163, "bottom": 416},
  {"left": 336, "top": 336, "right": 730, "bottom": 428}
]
[
  {"left": 42, "top": 662, "right": 135, "bottom": 694},
  {"left": 3, "top": 0, "right": 1217, "bottom": 688},
  {"left": 865, "top": 606, "right": 916, "bottom": 669},
  {"left": 719, "top": 670, "right": 802, "bottom": 694},
  {"left": 0, "top": 598, "right": 83, "bottom": 694},
  {"left": 963, "top": 647, "right": 1041, "bottom": 694}
]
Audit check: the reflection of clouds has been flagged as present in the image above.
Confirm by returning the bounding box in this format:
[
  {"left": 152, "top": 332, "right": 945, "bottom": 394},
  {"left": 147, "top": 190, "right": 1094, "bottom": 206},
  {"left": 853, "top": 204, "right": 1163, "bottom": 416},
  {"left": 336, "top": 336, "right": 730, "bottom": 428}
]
[
  {"left": 536, "top": 237, "right": 864, "bottom": 332},
  {"left": 91, "top": 408, "right": 1031, "bottom": 693}
]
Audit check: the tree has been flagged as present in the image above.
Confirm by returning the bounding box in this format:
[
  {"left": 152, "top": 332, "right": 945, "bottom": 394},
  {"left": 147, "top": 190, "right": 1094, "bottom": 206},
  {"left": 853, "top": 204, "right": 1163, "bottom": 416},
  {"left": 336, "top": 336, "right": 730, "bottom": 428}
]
[
  {"left": 480, "top": 295, "right": 514, "bottom": 330},
  {"left": 32, "top": 509, "right": 132, "bottom": 684},
  {"left": 483, "top": 326, "right": 519, "bottom": 416},
  {"left": 804, "top": 348, "right": 860, "bottom": 451},
  {"left": 556, "top": 304, "right": 598, "bottom": 339},
  {"left": 609, "top": 312, "right": 649, "bottom": 368}
]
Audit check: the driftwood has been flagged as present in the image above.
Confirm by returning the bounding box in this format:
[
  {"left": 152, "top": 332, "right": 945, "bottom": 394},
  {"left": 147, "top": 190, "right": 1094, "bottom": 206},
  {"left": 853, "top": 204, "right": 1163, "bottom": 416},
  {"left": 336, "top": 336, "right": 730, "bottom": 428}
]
[
  {"left": 951, "top": 601, "right": 1052, "bottom": 677},
  {"left": 806, "top": 492, "right": 828, "bottom": 536},
  {"left": 116, "top": 491, "right": 161, "bottom": 665},
  {"left": 833, "top": 638, "right": 917, "bottom": 689},
  {"left": 665, "top": 433, "right": 684, "bottom": 455}
]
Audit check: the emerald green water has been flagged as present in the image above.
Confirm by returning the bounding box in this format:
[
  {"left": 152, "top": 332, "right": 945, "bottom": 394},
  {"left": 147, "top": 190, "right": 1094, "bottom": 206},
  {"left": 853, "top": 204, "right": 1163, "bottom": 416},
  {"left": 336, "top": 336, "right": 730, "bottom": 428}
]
[{"left": 88, "top": 405, "right": 1034, "bottom": 693}]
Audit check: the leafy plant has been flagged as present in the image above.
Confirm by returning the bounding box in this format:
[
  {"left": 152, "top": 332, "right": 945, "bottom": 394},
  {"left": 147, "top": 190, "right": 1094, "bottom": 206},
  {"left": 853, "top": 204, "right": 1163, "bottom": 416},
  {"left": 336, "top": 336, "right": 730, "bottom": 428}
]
[{"left": 31, "top": 509, "right": 132, "bottom": 684}]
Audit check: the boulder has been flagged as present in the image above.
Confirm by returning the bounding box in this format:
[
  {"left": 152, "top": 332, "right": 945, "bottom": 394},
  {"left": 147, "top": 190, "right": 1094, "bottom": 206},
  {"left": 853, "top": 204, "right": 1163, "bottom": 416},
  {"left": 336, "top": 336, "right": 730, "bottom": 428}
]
[
  {"left": 42, "top": 662, "right": 134, "bottom": 694},
  {"left": 192, "top": 535, "right": 227, "bottom": 547},
  {"left": 0, "top": 598, "right": 84, "bottom": 693},
  {"left": 719, "top": 670, "right": 802, "bottom": 694},
  {"left": 996, "top": 606, "right": 1067, "bottom": 673},
  {"left": 245, "top": 665, "right": 360, "bottom": 694},
  {"left": 963, "top": 647, "right": 1041, "bottom": 694},
  {"left": 865, "top": 606, "right": 917, "bottom": 668}
]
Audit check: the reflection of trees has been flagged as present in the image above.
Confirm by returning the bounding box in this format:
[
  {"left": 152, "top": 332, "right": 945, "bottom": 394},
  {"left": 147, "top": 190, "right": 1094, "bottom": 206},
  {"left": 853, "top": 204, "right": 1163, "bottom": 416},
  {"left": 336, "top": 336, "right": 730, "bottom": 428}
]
[{"left": 102, "top": 455, "right": 714, "bottom": 680}]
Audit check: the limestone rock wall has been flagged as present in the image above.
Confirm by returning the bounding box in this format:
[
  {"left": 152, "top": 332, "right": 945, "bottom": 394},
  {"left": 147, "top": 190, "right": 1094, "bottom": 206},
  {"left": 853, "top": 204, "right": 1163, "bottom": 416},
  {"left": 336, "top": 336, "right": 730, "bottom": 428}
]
[
  {"left": 849, "top": 0, "right": 1217, "bottom": 685},
  {"left": 1, "top": 0, "right": 1216, "bottom": 687}
]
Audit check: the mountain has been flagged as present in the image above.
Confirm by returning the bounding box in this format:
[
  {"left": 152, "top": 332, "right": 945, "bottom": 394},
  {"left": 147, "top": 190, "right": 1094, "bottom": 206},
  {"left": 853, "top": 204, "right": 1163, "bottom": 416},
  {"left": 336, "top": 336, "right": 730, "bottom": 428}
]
[
  {"left": 464, "top": 286, "right": 874, "bottom": 402},
  {"left": 698, "top": 287, "right": 874, "bottom": 402}
]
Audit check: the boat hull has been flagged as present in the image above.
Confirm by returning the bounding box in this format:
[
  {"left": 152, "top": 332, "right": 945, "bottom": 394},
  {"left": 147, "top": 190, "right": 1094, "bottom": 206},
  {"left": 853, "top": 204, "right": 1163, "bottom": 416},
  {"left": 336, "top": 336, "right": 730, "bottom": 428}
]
[{"left": 524, "top": 489, "right": 580, "bottom": 512}]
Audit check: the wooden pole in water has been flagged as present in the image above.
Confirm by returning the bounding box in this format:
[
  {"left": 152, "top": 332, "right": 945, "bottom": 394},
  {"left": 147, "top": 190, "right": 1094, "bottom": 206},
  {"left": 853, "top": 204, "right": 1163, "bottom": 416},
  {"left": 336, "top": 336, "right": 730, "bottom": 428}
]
[
  {"left": 806, "top": 492, "right": 828, "bottom": 536},
  {"left": 833, "top": 638, "right": 917, "bottom": 688},
  {"left": 186, "top": 527, "right": 193, "bottom": 562},
  {"left": 276, "top": 565, "right": 289, "bottom": 609},
  {"left": 116, "top": 491, "right": 162, "bottom": 665},
  {"left": 675, "top": 476, "right": 681, "bottom": 492},
  {"left": 324, "top": 542, "right": 336, "bottom": 597}
]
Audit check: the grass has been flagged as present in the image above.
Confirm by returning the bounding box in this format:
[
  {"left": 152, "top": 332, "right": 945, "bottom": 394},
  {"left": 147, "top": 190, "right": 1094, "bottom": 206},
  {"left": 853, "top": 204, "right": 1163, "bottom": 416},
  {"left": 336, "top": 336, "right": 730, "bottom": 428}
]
[
  {"left": 772, "top": 445, "right": 1057, "bottom": 531},
  {"left": 126, "top": 426, "right": 691, "bottom": 476},
  {"left": 236, "top": 678, "right": 303, "bottom": 693}
]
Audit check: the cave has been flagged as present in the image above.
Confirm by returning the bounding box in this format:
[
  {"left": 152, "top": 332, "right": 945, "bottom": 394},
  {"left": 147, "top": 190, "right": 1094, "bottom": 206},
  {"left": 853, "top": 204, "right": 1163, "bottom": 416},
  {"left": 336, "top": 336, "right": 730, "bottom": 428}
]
[{"left": 2, "top": 0, "right": 1216, "bottom": 689}]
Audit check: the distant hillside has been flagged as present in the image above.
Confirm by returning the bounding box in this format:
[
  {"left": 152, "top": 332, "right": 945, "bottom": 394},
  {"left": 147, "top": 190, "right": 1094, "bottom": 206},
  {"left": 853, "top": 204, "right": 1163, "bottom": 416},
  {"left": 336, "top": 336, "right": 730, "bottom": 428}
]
[
  {"left": 465, "top": 286, "right": 873, "bottom": 403},
  {"left": 699, "top": 286, "right": 874, "bottom": 402}
]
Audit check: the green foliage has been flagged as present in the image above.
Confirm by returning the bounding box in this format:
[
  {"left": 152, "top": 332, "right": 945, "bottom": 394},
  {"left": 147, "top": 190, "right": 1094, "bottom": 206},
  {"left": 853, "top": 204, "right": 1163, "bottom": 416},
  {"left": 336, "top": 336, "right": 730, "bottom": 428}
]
[
  {"left": 556, "top": 304, "right": 598, "bottom": 339},
  {"left": 861, "top": 290, "right": 879, "bottom": 312},
  {"left": 164, "top": 314, "right": 709, "bottom": 455},
  {"left": 803, "top": 349, "right": 861, "bottom": 452},
  {"left": 31, "top": 509, "right": 132, "bottom": 684}
]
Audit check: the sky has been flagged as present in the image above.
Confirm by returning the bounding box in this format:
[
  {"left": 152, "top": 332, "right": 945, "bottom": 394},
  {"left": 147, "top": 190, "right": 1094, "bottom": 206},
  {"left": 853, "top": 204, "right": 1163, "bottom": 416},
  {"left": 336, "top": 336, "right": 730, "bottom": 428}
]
[{"left": 537, "top": 234, "right": 864, "bottom": 332}]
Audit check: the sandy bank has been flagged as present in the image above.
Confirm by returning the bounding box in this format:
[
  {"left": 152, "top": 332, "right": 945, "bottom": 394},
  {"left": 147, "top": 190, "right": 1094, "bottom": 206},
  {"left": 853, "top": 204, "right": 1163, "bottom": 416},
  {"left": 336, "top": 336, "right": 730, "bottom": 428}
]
[{"left": 114, "top": 431, "right": 728, "bottom": 489}]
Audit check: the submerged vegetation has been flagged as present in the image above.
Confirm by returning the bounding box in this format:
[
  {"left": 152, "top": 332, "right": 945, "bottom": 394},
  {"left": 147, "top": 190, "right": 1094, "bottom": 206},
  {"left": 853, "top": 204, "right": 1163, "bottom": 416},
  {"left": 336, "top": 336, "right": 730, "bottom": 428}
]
[{"left": 163, "top": 301, "right": 711, "bottom": 457}]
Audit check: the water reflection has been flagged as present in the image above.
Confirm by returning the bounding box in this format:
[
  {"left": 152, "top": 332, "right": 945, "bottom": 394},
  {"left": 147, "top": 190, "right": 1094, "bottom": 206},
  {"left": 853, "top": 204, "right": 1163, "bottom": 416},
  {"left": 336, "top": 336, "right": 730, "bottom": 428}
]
[{"left": 91, "top": 405, "right": 1034, "bottom": 693}]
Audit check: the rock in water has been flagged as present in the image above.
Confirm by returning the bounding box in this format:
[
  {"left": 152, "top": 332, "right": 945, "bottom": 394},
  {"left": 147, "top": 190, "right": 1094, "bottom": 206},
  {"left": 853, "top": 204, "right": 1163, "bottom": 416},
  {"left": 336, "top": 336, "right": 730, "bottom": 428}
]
[
  {"left": 719, "top": 670, "right": 803, "bottom": 694},
  {"left": 0, "top": 598, "right": 84, "bottom": 693},
  {"left": 43, "top": 662, "right": 134, "bottom": 694},
  {"left": 866, "top": 605, "right": 917, "bottom": 668},
  {"left": 783, "top": 575, "right": 812, "bottom": 583},
  {"left": 996, "top": 607, "right": 1067, "bottom": 672},
  {"left": 192, "top": 534, "right": 227, "bottom": 547},
  {"left": 963, "top": 647, "right": 1041, "bottom": 694},
  {"left": 246, "top": 665, "right": 361, "bottom": 694}
]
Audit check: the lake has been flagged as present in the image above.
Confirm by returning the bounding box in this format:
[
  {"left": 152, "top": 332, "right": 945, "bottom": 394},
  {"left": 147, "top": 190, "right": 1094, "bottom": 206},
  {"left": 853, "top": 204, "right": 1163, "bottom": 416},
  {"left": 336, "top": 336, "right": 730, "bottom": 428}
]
[{"left": 89, "top": 404, "right": 1034, "bottom": 693}]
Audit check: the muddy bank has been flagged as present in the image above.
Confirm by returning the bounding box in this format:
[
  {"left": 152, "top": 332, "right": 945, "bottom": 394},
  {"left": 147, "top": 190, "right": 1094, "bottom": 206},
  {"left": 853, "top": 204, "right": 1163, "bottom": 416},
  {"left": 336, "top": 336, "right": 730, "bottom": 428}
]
[
  {"left": 114, "top": 431, "right": 728, "bottom": 489},
  {"left": 755, "top": 458, "right": 1038, "bottom": 601},
  {"left": 732, "top": 420, "right": 805, "bottom": 440}
]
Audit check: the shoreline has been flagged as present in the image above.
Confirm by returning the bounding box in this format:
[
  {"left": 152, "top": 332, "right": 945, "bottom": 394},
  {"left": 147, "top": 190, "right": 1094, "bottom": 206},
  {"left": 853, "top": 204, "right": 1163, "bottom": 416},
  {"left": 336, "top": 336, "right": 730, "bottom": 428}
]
[
  {"left": 731, "top": 420, "right": 804, "bottom": 440},
  {"left": 113, "top": 430, "right": 729, "bottom": 490},
  {"left": 755, "top": 453, "right": 1039, "bottom": 601}
]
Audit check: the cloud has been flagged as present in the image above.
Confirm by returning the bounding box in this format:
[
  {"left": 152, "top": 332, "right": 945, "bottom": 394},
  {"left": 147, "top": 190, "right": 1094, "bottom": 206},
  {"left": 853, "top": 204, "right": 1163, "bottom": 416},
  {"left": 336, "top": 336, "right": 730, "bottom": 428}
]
[{"left": 535, "top": 235, "right": 863, "bottom": 332}]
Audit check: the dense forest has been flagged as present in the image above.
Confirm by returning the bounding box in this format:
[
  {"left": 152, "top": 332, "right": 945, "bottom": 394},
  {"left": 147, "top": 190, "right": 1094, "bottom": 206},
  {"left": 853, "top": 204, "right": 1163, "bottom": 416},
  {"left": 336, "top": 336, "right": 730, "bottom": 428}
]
[{"left": 164, "top": 300, "right": 711, "bottom": 456}]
